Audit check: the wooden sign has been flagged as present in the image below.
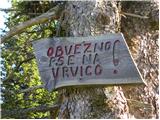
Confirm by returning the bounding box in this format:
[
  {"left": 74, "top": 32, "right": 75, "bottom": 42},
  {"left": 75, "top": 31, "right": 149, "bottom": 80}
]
[{"left": 32, "top": 33, "right": 144, "bottom": 91}]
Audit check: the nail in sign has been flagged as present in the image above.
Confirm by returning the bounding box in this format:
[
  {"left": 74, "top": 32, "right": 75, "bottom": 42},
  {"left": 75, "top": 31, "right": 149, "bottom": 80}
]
[{"left": 32, "top": 33, "right": 144, "bottom": 91}]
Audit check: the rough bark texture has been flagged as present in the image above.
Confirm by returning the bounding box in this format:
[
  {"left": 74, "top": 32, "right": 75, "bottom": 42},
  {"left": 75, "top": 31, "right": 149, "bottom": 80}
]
[
  {"left": 57, "top": 0, "right": 159, "bottom": 119},
  {"left": 121, "top": 1, "right": 159, "bottom": 119},
  {"left": 58, "top": 1, "right": 129, "bottom": 119}
]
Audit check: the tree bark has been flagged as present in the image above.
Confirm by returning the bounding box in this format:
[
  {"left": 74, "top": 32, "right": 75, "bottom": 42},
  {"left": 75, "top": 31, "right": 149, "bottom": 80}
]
[
  {"left": 57, "top": 1, "right": 129, "bottom": 119},
  {"left": 56, "top": 0, "right": 159, "bottom": 119},
  {"left": 121, "top": 1, "right": 159, "bottom": 119}
]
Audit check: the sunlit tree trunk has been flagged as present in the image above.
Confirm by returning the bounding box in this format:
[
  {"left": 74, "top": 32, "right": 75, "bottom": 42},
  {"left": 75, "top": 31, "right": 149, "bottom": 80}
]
[
  {"left": 57, "top": 0, "right": 159, "bottom": 119},
  {"left": 121, "top": 1, "right": 159, "bottom": 118},
  {"left": 57, "top": 1, "right": 129, "bottom": 119}
]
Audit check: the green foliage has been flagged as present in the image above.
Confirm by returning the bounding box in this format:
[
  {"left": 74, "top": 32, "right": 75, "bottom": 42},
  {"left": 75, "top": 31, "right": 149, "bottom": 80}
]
[{"left": 1, "top": 0, "right": 61, "bottom": 119}]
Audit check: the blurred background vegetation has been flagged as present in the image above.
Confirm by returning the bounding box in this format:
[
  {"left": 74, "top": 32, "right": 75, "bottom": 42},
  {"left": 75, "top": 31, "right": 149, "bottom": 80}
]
[{"left": 1, "top": 1, "right": 64, "bottom": 118}]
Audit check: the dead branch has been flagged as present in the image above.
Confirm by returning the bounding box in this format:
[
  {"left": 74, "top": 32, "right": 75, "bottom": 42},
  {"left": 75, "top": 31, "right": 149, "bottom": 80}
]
[
  {"left": 1, "top": 4, "right": 64, "bottom": 43},
  {"left": 120, "top": 11, "right": 149, "bottom": 19}
]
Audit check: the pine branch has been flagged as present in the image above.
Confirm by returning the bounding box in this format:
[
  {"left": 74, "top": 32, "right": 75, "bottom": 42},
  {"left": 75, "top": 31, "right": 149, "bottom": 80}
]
[
  {"left": 0, "top": 8, "right": 20, "bottom": 12},
  {"left": 4, "top": 56, "right": 35, "bottom": 82},
  {"left": 1, "top": 4, "right": 64, "bottom": 43},
  {"left": 19, "top": 85, "right": 44, "bottom": 93},
  {"left": 1, "top": 85, "right": 44, "bottom": 95},
  {"left": 16, "top": 56, "right": 35, "bottom": 71},
  {"left": 1, "top": 104, "right": 60, "bottom": 118},
  {"left": 0, "top": 8, "right": 42, "bottom": 15}
]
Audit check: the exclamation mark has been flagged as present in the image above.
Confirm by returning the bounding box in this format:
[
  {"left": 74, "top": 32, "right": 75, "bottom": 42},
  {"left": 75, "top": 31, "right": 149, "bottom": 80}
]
[{"left": 113, "top": 40, "right": 120, "bottom": 74}]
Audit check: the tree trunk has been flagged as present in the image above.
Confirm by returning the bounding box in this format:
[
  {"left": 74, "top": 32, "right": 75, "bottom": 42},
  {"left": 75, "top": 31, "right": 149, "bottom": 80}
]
[
  {"left": 57, "top": 1, "right": 159, "bottom": 119},
  {"left": 121, "top": 1, "right": 159, "bottom": 119},
  {"left": 57, "top": 1, "right": 129, "bottom": 119}
]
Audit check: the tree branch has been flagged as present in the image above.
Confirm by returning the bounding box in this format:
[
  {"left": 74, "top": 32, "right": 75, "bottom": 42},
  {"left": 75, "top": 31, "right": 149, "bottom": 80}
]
[
  {"left": 19, "top": 85, "right": 44, "bottom": 93},
  {"left": 4, "top": 56, "right": 35, "bottom": 82},
  {"left": 1, "top": 4, "right": 64, "bottom": 43},
  {"left": 16, "top": 56, "right": 35, "bottom": 71},
  {"left": 0, "top": 8, "right": 20, "bottom": 12},
  {"left": 1, "top": 85, "right": 44, "bottom": 95},
  {"left": 0, "top": 8, "right": 42, "bottom": 15},
  {"left": 1, "top": 104, "right": 60, "bottom": 118},
  {"left": 120, "top": 11, "right": 149, "bottom": 19}
]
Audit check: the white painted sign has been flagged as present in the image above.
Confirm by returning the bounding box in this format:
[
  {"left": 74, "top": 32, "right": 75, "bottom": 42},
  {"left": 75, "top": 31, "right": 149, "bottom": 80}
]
[{"left": 32, "top": 33, "right": 144, "bottom": 91}]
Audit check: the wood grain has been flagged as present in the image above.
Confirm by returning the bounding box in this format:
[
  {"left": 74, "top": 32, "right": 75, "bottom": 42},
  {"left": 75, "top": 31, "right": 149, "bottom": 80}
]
[{"left": 32, "top": 33, "right": 144, "bottom": 91}]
